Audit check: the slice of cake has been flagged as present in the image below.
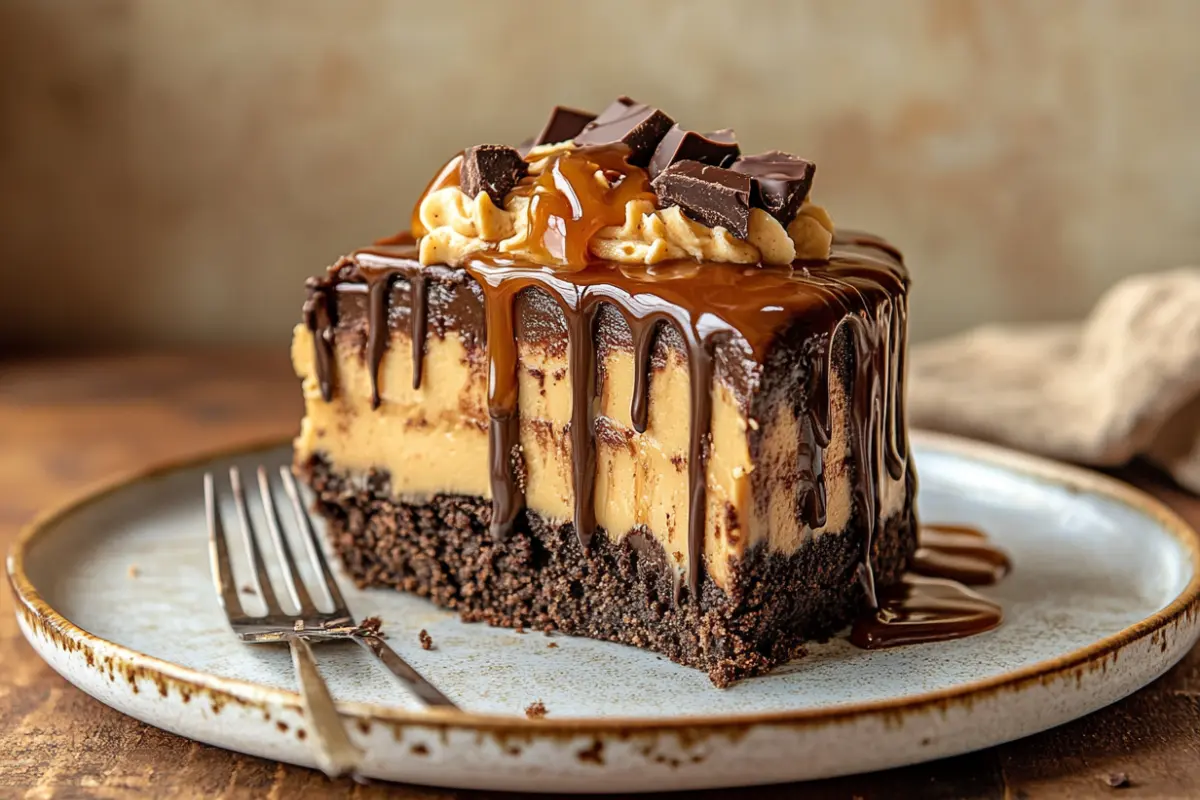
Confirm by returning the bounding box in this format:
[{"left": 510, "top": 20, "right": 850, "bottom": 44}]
[{"left": 292, "top": 99, "right": 916, "bottom": 685}]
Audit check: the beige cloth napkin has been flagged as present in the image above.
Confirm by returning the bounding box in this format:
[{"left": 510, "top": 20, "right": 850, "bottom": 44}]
[{"left": 909, "top": 268, "right": 1200, "bottom": 494}]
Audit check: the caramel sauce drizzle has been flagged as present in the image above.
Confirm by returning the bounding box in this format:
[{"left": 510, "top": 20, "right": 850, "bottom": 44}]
[
  {"left": 512, "top": 145, "right": 656, "bottom": 268},
  {"left": 306, "top": 148, "right": 912, "bottom": 605}
]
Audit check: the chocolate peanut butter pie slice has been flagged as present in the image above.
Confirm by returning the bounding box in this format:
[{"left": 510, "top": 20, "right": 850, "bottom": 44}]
[{"left": 291, "top": 98, "right": 916, "bottom": 686}]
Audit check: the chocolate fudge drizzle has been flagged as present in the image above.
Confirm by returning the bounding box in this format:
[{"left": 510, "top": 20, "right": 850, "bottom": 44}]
[
  {"left": 301, "top": 265, "right": 346, "bottom": 403},
  {"left": 365, "top": 274, "right": 392, "bottom": 409},
  {"left": 454, "top": 257, "right": 729, "bottom": 588},
  {"left": 629, "top": 318, "right": 657, "bottom": 434},
  {"left": 304, "top": 146, "right": 911, "bottom": 604},
  {"left": 850, "top": 525, "right": 1009, "bottom": 648},
  {"left": 408, "top": 270, "right": 428, "bottom": 390}
]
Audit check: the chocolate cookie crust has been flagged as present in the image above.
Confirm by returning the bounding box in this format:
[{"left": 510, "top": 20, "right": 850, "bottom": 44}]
[{"left": 301, "top": 455, "right": 917, "bottom": 686}]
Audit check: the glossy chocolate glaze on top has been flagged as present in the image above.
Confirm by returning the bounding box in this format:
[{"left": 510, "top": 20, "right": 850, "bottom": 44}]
[{"left": 304, "top": 231, "right": 909, "bottom": 604}]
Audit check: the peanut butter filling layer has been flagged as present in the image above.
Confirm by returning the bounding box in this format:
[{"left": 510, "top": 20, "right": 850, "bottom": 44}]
[{"left": 292, "top": 325, "right": 905, "bottom": 590}]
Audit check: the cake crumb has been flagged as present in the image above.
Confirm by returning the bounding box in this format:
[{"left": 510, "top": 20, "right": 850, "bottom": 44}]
[
  {"left": 547, "top": 642, "right": 559, "bottom": 649},
  {"left": 240, "top": 584, "right": 256, "bottom": 595},
  {"left": 358, "top": 616, "right": 385, "bottom": 637},
  {"left": 1103, "top": 772, "right": 1130, "bottom": 788},
  {"left": 525, "top": 700, "right": 547, "bottom": 719},
  {"left": 418, "top": 629, "right": 434, "bottom": 651},
  {"left": 127, "top": 564, "right": 139, "bottom": 578}
]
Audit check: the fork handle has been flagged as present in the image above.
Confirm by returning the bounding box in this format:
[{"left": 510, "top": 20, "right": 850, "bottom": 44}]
[
  {"left": 355, "top": 634, "right": 459, "bottom": 709},
  {"left": 288, "top": 635, "right": 365, "bottom": 777}
]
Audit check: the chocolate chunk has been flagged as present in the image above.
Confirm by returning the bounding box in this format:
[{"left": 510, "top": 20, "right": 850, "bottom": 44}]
[
  {"left": 531, "top": 106, "right": 596, "bottom": 149},
  {"left": 730, "top": 150, "right": 816, "bottom": 225},
  {"left": 573, "top": 96, "right": 674, "bottom": 166},
  {"left": 651, "top": 160, "right": 752, "bottom": 239},
  {"left": 647, "top": 125, "right": 741, "bottom": 179},
  {"left": 460, "top": 144, "right": 528, "bottom": 206}
]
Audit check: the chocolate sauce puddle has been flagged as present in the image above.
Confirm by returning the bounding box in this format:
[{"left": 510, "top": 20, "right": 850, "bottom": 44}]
[
  {"left": 849, "top": 576, "right": 1003, "bottom": 649},
  {"left": 851, "top": 525, "right": 1009, "bottom": 649},
  {"left": 304, "top": 148, "right": 910, "bottom": 604},
  {"left": 912, "top": 524, "right": 1011, "bottom": 586}
]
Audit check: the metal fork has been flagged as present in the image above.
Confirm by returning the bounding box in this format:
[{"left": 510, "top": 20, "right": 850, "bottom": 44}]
[{"left": 205, "top": 465, "right": 458, "bottom": 777}]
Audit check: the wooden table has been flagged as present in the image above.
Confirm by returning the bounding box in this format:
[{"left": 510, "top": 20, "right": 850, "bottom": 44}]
[{"left": 2, "top": 351, "right": 1198, "bottom": 799}]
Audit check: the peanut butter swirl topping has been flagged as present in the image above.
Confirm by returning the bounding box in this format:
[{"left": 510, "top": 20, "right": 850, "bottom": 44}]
[{"left": 413, "top": 98, "right": 835, "bottom": 269}]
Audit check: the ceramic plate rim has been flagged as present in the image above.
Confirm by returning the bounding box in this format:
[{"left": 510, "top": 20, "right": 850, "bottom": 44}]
[{"left": 9, "top": 430, "right": 1200, "bottom": 737}]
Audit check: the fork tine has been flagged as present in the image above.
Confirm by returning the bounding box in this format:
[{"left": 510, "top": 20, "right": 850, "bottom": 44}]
[
  {"left": 205, "top": 473, "right": 245, "bottom": 619},
  {"left": 257, "top": 466, "right": 317, "bottom": 616},
  {"left": 280, "top": 466, "right": 349, "bottom": 617},
  {"left": 230, "top": 465, "right": 283, "bottom": 616}
]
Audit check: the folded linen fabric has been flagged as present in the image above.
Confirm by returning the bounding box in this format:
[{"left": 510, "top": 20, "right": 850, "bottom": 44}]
[{"left": 909, "top": 268, "right": 1200, "bottom": 494}]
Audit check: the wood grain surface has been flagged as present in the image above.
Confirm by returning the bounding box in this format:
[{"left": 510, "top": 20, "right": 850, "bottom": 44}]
[{"left": 2, "top": 351, "right": 1198, "bottom": 799}]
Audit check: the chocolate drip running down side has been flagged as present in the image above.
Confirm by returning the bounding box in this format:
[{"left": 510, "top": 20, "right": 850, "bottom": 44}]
[
  {"left": 408, "top": 271, "right": 428, "bottom": 390},
  {"left": 362, "top": 230, "right": 428, "bottom": 399},
  {"left": 303, "top": 235, "right": 910, "bottom": 603},
  {"left": 458, "top": 259, "right": 725, "bottom": 588},
  {"left": 302, "top": 276, "right": 340, "bottom": 402},
  {"left": 629, "top": 317, "right": 658, "bottom": 434},
  {"left": 366, "top": 274, "right": 392, "bottom": 409}
]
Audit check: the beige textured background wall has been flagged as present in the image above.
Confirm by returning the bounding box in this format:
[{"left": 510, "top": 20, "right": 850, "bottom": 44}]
[{"left": 2, "top": 0, "right": 1198, "bottom": 349}]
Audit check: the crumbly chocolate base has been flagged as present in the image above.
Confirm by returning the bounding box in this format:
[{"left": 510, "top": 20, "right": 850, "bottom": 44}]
[{"left": 302, "top": 455, "right": 916, "bottom": 686}]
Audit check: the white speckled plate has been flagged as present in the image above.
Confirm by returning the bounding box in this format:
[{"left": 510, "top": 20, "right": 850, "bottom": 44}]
[{"left": 9, "top": 432, "right": 1200, "bottom": 793}]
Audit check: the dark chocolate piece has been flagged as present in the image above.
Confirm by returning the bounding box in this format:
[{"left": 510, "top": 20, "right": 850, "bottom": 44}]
[
  {"left": 651, "top": 160, "right": 752, "bottom": 238},
  {"left": 460, "top": 145, "right": 528, "bottom": 206},
  {"left": 531, "top": 106, "right": 596, "bottom": 148},
  {"left": 573, "top": 97, "right": 674, "bottom": 166},
  {"left": 647, "top": 125, "right": 741, "bottom": 179},
  {"left": 730, "top": 150, "right": 816, "bottom": 226}
]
